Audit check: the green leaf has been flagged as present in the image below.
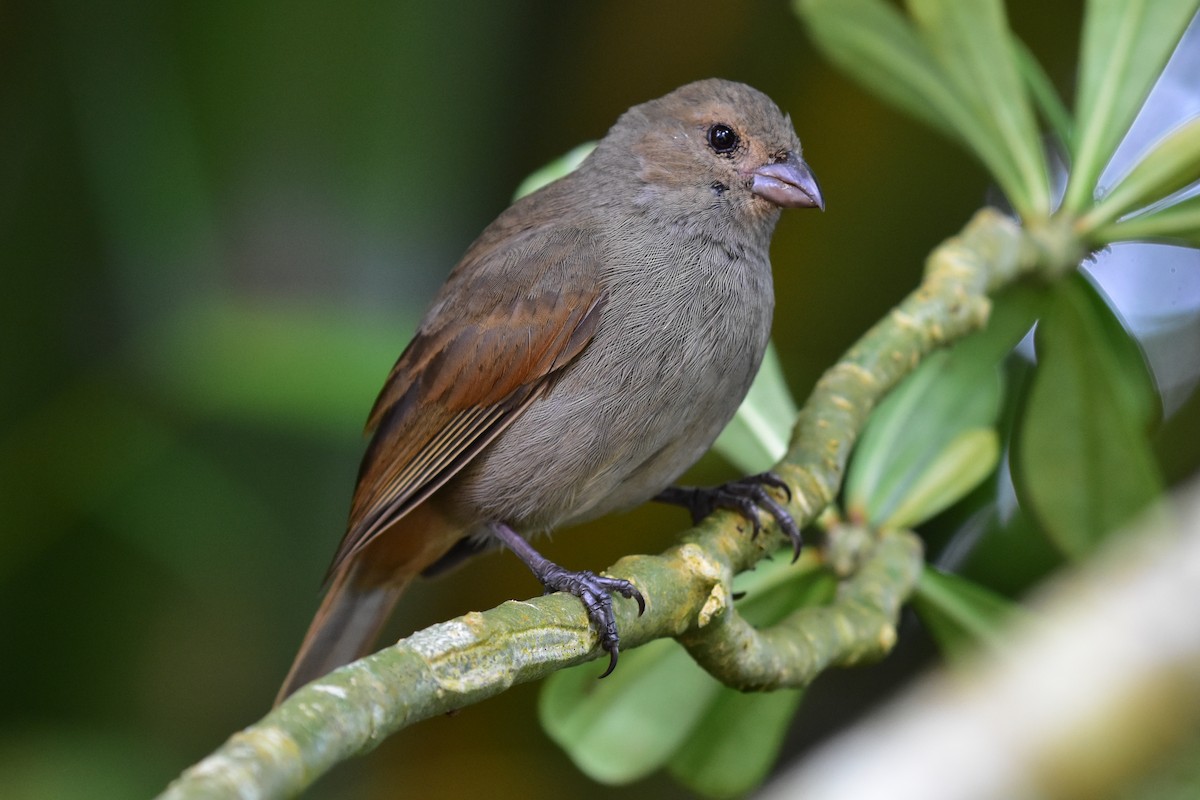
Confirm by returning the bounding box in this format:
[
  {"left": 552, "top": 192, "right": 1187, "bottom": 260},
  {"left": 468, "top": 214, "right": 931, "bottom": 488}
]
[
  {"left": 912, "top": 566, "right": 1018, "bottom": 658},
  {"left": 714, "top": 342, "right": 798, "bottom": 473},
  {"left": 668, "top": 688, "right": 805, "bottom": 799},
  {"left": 794, "top": 0, "right": 958, "bottom": 138},
  {"left": 539, "top": 638, "right": 723, "bottom": 784},
  {"left": 847, "top": 285, "right": 1045, "bottom": 528},
  {"left": 1077, "top": 277, "right": 1161, "bottom": 428},
  {"left": 846, "top": 334, "right": 1002, "bottom": 526},
  {"left": 1063, "top": 0, "right": 1200, "bottom": 213},
  {"left": 1095, "top": 193, "right": 1200, "bottom": 247},
  {"left": 512, "top": 142, "right": 596, "bottom": 200},
  {"left": 885, "top": 428, "right": 1000, "bottom": 530},
  {"left": 847, "top": 352, "right": 961, "bottom": 523},
  {"left": 860, "top": 369, "right": 1000, "bottom": 525},
  {"left": 957, "top": 503, "right": 1065, "bottom": 597},
  {"left": 1013, "top": 37, "right": 1073, "bottom": 152},
  {"left": 796, "top": 0, "right": 1041, "bottom": 215},
  {"left": 907, "top": 0, "right": 1050, "bottom": 216},
  {"left": 1082, "top": 116, "right": 1200, "bottom": 234},
  {"left": 1013, "top": 274, "right": 1164, "bottom": 559}
]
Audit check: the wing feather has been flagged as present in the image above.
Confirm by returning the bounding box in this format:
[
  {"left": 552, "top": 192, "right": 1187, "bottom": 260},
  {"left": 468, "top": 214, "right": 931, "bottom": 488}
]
[{"left": 326, "top": 226, "right": 607, "bottom": 575}]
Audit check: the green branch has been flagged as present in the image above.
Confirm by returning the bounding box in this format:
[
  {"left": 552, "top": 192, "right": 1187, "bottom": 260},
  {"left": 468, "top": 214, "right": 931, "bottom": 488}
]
[
  {"left": 682, "top": 528, "right": 924, "bottom": 690},
  {"left": 159, "top": 207, "right": 1050, "bottom": 800}
]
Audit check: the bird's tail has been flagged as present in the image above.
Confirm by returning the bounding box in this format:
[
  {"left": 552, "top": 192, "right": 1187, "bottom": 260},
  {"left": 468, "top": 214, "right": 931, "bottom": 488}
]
[
  {"left": 275, "top": 500, "right": 468, "bottom": 705},
  {"left": 274, "top": 561, "right": 410, "bottom": 705}
]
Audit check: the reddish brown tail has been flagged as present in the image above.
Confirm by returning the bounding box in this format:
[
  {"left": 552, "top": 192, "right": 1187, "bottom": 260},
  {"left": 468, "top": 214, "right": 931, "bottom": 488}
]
[
  {"left": 274, "top": 562, "right": 410, "bottom": 705},
  {"left": 275, "top": 501, "right": 466, "bottom": 705}
]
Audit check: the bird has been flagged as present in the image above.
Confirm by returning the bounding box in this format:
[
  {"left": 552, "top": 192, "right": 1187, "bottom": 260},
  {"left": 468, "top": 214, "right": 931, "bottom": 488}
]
[{"left": 276, "top": 78, "right": 824, "bottom": 703}]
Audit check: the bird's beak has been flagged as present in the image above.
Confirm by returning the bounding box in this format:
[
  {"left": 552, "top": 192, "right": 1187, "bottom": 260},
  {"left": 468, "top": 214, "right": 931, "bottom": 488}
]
[{"left": 751, "top": 152, "right": 824, "bottom": 210}]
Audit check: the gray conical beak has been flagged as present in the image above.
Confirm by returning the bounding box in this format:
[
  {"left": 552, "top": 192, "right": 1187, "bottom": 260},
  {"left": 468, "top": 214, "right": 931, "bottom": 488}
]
[{"left": 751, "top": 153, "right": 824, "bottom": 210}]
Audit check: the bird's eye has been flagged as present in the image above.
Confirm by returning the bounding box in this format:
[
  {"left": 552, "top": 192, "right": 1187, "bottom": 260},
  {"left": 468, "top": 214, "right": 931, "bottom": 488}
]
[{"left": 707, "top": 123, "right": 739, "bottom": 154}]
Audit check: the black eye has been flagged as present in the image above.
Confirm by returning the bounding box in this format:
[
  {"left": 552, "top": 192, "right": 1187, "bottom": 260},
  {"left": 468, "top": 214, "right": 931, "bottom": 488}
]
[{"left": 707, "top": 123, "right": 739, "bottom": 154}]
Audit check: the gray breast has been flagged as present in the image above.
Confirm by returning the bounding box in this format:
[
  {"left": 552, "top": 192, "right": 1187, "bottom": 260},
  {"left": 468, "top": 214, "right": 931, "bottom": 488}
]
[{"left": 458, "top": 224, "right": 775, "bottom": 531}]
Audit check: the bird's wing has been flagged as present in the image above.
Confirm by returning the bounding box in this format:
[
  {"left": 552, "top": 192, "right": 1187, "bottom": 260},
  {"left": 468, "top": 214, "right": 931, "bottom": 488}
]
[{"left": 326, "top": 226, "right": 607, "bottom": 576}]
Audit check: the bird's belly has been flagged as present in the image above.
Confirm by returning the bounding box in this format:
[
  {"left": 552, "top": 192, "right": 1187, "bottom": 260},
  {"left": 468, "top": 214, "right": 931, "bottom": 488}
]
[{"left": 455, "top": 291, "right": 771, "bottom": 531}]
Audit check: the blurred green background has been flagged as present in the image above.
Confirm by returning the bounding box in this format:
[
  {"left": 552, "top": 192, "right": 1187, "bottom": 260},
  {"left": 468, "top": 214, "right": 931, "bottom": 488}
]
[{"left": 11, "top": 1, "right": 1186, "bottom": 798}]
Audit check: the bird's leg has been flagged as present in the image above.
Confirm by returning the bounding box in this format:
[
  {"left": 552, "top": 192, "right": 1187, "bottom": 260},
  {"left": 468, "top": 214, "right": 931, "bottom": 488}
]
[
  {"left": 488, "top": 521, "right": 645, "bottom": 677},
  {"left": 655, "top": 471, "right": 803, "bottom": 559}
]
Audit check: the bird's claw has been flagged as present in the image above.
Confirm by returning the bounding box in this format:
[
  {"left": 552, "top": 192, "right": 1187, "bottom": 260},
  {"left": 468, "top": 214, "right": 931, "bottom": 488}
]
[
  {"left": 538, "top": 566, "right": 645, "bottom": 678},
  {"left": 656, "top": 471, "right": 802, "bottom": 559}
]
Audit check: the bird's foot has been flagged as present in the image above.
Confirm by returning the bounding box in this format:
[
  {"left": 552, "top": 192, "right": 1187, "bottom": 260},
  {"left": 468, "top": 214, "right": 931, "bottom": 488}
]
[
  {"left": 536, "top": 565, "right": 645, "bottom": 677},
  {"left": 656, "top": 471, "right": 803, "bottom": 559},
  {"left": 488, "top": 522, "right": 645, "bottom": 677}
]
